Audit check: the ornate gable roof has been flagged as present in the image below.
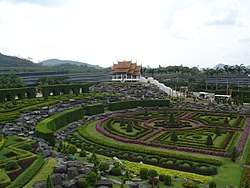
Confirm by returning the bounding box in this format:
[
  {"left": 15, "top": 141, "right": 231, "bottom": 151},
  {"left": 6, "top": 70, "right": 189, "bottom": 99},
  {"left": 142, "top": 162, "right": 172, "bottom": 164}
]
[{"left": 111, "top": 60, "right": 141, "bottom": 76}]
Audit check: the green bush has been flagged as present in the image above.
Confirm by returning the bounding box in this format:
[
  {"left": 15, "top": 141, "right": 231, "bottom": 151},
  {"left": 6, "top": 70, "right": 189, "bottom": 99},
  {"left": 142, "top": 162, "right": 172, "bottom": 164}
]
[
  {"left": 111, "top": 166, "right": 122, "bottom": 176},
  {"left": 108, "top": 99, "right": 170, "bottom": 111},
  {"left": 80, "top": 150, "right": 87, "bottom": 157},
  {"left": 148, "top": 169, "right": 158, "bottom": 178},
  {"left": 224, "top": 117, "right": 229, "bottom": 125},
  {"left": 209, "top": 181, "right": 216, "bottom": 188},
  {"left": 21, "top": 143, "right": 32, "bottom": 151},
  {"left": 214, "top": 126, "right": 221, "bottom": 136},
  {"left": 206, "top": 135, "right": 213, "bottom": 145},
  {"left": 126, "top": 123, "right": 133, "bottom": 132},
  {"left": 140, "top": 168, "right": 148, "bottom": 179},
  {"left": 86, "top": 171, "right": 97, "bottom": 185},
  {"left": 68, "top": 144, "right": 77, "bottom": 155},
  {"left": 164, "top": 175, "right": 171, "bottom": 186},
  {"left": 159, "top": 174, "right": 165, "bottom": 182},
  {"left": 170, "top": 131, "right": 178, "bottom": 142},
  {"left": 99, "top": 162, "right": 109, "bottom": 172},
  {"left": 78, "top": 178, "right": 88, "bottom": 188},
  {"left": 5, "top": 160, "right": 18, "bottom": 171}
]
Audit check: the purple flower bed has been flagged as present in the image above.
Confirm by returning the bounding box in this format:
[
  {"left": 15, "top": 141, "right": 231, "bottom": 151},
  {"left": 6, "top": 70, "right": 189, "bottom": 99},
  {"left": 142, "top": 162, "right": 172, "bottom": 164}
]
[{"left": 236, "top": 118, "right": 250, "bottom": 155}]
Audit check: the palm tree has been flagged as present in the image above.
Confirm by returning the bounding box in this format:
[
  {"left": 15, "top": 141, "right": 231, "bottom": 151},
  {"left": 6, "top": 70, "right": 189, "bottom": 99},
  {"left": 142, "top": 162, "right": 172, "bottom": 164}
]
[
  {"left": 223, "top": 65, "right": 230, "bottom": 92},
  {"left": 235, "top": 64, "right": 246, "bottom": 91},
  {"left": 215, "top": 67, "right": 223, "bottom": 90}
]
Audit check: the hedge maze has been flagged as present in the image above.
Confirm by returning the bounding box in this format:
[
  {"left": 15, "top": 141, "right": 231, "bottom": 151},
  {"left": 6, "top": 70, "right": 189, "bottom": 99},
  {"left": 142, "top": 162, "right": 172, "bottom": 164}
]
[
  {"left": 92, "top": 109, "right": 248, "bottom": 157},
  {"left": 68, "top": 105, "right": 249, "bottom": 185},
  {"left": 0, "top": 136, "right": 38, "bottom": 187}
]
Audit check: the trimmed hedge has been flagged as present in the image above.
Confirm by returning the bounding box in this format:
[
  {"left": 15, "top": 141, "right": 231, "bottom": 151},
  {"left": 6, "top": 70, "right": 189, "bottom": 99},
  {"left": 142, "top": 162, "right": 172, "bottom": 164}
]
[
  {"left": 7, "top": 155, "right": 44, "bottom": 188},
  {"left": 0, "top": 169, "right": 11, "bottom": 187},
  {"left": 41, "top": 83, "right": 89, "bottom": 98},
  {"left": 108, "top": 99, "right": 170, "bottom": 111},
  {"left": 0, "top": 87, "right": 36, "bottom": 102},
  {"left": 0, "top": 135, "right": 5, "bottom": 150},
  {"left": 23, "top": 158, "right": 57, "bottom": 188},
  {"left": 84, "top": 104, "right": 104, "bottom": 116},
  {"left": 35, "top": 108, "right": 84, "bottom": 145}
]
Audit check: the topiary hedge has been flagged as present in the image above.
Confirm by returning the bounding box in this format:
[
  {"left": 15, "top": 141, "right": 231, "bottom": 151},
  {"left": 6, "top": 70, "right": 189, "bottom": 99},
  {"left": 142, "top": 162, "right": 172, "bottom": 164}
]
[
  {"left": 35, "top": 108, "right": 84, "bottom": 145},
  {"left": 108, "top": 99, "right": 170, "bottom": 111},
  {"left": 0, "top": 87, "right": 36, "bottom": 102},
  {"left": 84, "top": 104, "right": 104, "bottom": 116},
  {"left": 41, "top": 83, "right": 89, "bottom": 98}
]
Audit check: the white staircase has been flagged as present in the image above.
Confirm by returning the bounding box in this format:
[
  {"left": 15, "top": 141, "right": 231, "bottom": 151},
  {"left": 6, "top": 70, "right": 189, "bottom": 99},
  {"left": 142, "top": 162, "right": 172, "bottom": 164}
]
[{"left": 139, "top": 76, "right": 178, "bottom": 97}]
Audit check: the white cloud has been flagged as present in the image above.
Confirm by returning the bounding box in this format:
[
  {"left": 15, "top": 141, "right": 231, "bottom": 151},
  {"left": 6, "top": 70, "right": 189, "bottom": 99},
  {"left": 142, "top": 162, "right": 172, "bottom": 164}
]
[{"left": 0, "top": 0, "right": 250, "bottom": 68}]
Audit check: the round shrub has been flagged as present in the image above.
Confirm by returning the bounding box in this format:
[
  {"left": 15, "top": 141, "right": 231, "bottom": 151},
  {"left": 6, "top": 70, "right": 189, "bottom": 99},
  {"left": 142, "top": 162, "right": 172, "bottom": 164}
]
[
  {"left": 159, "top": 158, "right": 167, "bottom": 164},
  {"left": 164, "top": 175, "right": 171, "bottom": 186},
  {"left": 5, "top": 160, "right": 18, "bottom": 171},
  {"left": 78, "top": 178, "right": 88, "bottom": 188},
  {"left": 96, "top": 174, "right": 101, "bottom": 181},
  {"left": 21, "top": 143, "right": 32, "bottom": 151},
  {"left": 182, "top": 181, "right": 198, "bottom": 188},
  {"left": 148, "top": 177, "right": 159, "bottom": 186},
  {"left": 167, "top": 160, "right": 174, "bottom": 166},
  {"left": 140, "top": 168, "right": 148, "bottom": 180},
  {"left": 123, "top": 153, "right": 129, "bottom": 158},
  {"left": 68, "top": 144, "right": 77, "bottom": 155},
  {"left": 180, "top": 163, "right": 191, "bottom": 171},
  {"left": 209, "top": 181, "right": 216, "bottom": 188},
  {"left": 86, "top": 171, "right": 97, "bottom": 185},
  {"left": 149, "top": 158, "right": 158, "bottom": 165},
  {"left": 111, "top": 166, "right": 121, "bottom": 176},
  {"left": 159, "top": 174, "right": 165, "bottom": 182},
  {"left": 80, "top": 150, "right": 87, "bottom": 157},
  {"left": 148, "top": 169, "right": 158, "bottom": 178},
  {"left": 99, "top": 162, "right": 109, "bottom": 172},
  {"left": 76, "top": 143, "right": 82, "bottom": 148}
]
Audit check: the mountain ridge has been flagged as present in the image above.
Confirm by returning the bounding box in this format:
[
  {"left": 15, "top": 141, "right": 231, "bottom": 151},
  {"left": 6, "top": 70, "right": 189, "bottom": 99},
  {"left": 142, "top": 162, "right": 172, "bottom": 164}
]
[{"left": 39, "top": 59, "right": 103, "bottom": 69}]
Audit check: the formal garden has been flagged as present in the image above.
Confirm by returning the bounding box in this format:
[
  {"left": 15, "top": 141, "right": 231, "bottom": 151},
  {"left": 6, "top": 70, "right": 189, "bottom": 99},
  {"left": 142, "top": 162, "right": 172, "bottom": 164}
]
[{"left": 0, "top": 83, "right": 250, "bottom": 188}]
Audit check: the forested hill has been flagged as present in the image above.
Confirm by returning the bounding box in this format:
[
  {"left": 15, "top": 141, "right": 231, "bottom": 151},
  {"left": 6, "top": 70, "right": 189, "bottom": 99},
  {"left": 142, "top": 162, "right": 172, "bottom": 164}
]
[{"left": 0, "top": 53, "right": 37, "bottom": 67}]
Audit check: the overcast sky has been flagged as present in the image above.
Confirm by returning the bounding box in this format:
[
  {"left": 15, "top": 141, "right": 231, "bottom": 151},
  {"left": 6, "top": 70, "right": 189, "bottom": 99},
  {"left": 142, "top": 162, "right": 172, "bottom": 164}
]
[{"left": 0, "top": 0, "right": 250, "bottom": 68}]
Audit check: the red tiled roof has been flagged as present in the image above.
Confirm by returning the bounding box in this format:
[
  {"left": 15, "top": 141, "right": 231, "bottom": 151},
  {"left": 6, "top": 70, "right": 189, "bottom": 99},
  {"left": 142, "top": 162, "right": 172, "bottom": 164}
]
[{"left": 111, "top": 61, "right": 141, "bottom": 76}]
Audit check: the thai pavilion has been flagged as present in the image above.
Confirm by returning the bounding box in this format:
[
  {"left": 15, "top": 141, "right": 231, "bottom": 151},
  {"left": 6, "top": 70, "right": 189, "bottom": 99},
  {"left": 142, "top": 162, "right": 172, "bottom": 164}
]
[{"left": 111, "top": 60, "right": 142, "bottom": 82}]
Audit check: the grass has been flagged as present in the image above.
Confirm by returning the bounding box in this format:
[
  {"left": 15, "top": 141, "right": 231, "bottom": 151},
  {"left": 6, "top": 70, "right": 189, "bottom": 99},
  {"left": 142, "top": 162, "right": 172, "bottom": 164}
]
[
  {"left": 78, "top": 120, "right": 247, "bottom": 187},
  {"left": 24, "top": 158, "right": 57, "bottom": 188}
]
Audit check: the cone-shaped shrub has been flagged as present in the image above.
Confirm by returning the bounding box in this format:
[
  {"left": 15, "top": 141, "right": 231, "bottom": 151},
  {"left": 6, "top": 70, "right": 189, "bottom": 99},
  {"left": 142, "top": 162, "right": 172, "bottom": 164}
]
[{"left": 206, "top": 135, "right": 213, "bottom": 145}]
